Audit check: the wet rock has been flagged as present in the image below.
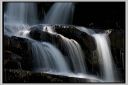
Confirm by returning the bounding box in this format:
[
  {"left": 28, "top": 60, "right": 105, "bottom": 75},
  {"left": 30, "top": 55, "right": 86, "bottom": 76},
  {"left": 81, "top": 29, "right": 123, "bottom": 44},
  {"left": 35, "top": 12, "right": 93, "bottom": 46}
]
[
  {"left": 53, "top": 25, "right": 96, "bottom": 50},
  {"left": 29, "top": 28, "right": 42, "bottom": 40}
]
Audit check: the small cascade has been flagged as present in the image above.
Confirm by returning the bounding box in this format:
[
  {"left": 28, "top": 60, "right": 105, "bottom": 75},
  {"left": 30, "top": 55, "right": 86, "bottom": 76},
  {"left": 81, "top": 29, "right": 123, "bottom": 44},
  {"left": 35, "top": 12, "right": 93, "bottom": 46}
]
[
  {"left": 57, "top": 34, "right": 87, "bottom": 73},
  {"left": 76, "top": 26, "right": 116, "bottom": 82},
  {"left": 42, "top": 26, "right": 87, "bottom": 74},
  {"left": 76, "top": 26, "right": 95, "bottom": 35},
  {"left": 31, "top": 41, "right": 70, "bottom": 73},
  {"left": 93, "top": 34, "right": 115, "bottom": 82}
]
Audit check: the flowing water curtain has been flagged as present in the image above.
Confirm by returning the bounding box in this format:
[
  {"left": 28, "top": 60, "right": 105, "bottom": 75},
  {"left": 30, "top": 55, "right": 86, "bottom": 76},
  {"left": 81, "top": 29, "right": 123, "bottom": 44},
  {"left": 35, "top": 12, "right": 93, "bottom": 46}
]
[
  {"left": 57, "top": 35, "right": 87, "bottom": 73},
  {"left": 31, "top": 41, "right": 71, "bottom": 73},
  {"left": 5, "top": 2, "right": 38, "bottom": 25},
  {"left": 76, "top": 26, "right": 117, "bottom": 82},
  {"left": 43, "top": 3, "right": 75, "bottom": 24},
  {"left": 93, "top": 34, "right": 116, "bottom": 82},
  {"left": 4, "top": 3, "right": 39, "bottom": 37}
]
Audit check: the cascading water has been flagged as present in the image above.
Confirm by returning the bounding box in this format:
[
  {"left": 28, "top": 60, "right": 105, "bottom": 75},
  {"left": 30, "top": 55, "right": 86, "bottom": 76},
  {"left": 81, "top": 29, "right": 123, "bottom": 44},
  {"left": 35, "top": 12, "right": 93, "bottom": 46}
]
[
  {"left": 4, "top": 2, "right": 87, "bottom": 75},
  {"left": 43, "top": 3, "right": 74, "bottom": 24},
  {"left": 56, "top": 34, "right": 86, "bottom": 73},
  {"left": 76, "top": 26, "right": 95, "bottom": 35},
  {"left": 4, "top": 3, "right": 38, "bottom": 37},
  {"left": 76, "top": 26, "right": 116, "bottom": 82},
  {"left": 5, "top": 2, "right": 38, "bottom": 25},
  {"left": 31, "top": 41, "right": 70, "bottom": 73},
  {"left": 42, "top": 26, "right": 87, "bottom": 73},
  {"left": 4, "top": 2, "right": 117, "bottom": 82},
  {"left": 92, "top": 34, "right": 115, "bottom": 82}
]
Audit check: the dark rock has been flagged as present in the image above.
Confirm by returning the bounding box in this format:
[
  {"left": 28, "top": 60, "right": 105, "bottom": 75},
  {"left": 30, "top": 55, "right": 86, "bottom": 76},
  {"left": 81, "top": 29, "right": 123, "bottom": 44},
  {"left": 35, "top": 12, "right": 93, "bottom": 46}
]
[
  {"left": 3, "top": 69, "right": 103, "bottom": 83},
  {"left": 109, "top": 29, "right": 125, "bottom": 82},
  {"left": 29, "top": 28, "right": 42, "bottom": 40},
  {"left": 4, "top": 51, "right": 22, "bottom": 69},
  {"left": 4, "top": 35, "right": 33, "bottom": 70},
  {"left": 109, "top": 29, "right": 125, "bottom": 49},
  {"left": 53, "top": 25, "right": 96, "bottom": 50},
  {"left": 4, "top": 35, "right": 11, "bottom": 50}
]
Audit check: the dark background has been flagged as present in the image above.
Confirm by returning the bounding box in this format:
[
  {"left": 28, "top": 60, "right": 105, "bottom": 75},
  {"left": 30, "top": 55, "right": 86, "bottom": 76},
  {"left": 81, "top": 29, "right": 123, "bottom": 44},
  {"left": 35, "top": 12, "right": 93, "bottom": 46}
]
[
  {"left": 74, "top": 2, "right": 125, "bottom": 29},
  {"left": 3, "top": 2, "right": 125, "bottom": 29}
]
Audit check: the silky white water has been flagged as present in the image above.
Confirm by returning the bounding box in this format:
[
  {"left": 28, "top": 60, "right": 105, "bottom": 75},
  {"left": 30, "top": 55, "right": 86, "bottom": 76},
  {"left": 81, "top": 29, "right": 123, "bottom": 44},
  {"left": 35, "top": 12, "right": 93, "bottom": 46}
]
[
  {"left": 92, "top": 34, "right": 115, "bottom": 82},
  {"left": 56, "top": 34, "right": 86, "bottom": 73},
  {"left": 41, "top": 25, "right": 87, "bottom": 74},
  {"left": 76, "top": 26, "right": 116, "bottom": 82},
  {"left": 31, "top": 41, "right": 70, "bottom": 73},
  {"left": 4, "top": 3, "right": 38, "bottom": 36},
  {"left": 5, "top": 3, "right": 38, "bottom": 25},
  {"left": 43, "top": 3, "right": 74, "bottom": 24}
]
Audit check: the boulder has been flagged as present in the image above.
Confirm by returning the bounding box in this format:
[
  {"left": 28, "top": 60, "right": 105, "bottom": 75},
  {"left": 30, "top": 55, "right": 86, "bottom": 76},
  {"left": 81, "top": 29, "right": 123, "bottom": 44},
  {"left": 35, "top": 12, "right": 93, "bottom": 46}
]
[
  {"left": 53, "top": 25, "right": 96, "bottom": 50},
  {"left": 4, "top": 35, "right": 33, "bottom": 70}
]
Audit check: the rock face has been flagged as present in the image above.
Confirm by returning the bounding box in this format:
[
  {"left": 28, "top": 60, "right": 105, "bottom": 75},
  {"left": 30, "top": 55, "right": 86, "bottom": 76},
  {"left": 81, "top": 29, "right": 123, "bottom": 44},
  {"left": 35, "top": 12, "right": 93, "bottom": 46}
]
[
  {"left": 4, "top": 35, "right": 33, "bottom": 70},
  {"left": 4, "top": 51, "right": 22, "bottom": 69},
  {"left": 109, "top": 29, "right": 125, "bottom": 82}
]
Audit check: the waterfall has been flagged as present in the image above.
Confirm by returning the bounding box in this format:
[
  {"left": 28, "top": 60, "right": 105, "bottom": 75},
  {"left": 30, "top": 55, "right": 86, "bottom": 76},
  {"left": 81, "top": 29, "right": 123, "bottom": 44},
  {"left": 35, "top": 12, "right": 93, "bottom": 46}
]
[
  {"left": 41, "top": 26, "right": 87, "bottom": 73},
  {"left": 92, "top": 34, "right": 115, "bottom": 82},
  {"left": 57, "top": 34, "right": 86, "bottom": 73},
  {"left": 4, "top": 3, "right": 38, "bottom": 36},
  {"left": 4, "top": 2, "right": 117, "bottom": 82},
  {"left": 31, "top": 41, "right": 70, "bottom": 73},
  {"left": 43, "top": 3, "right": 74, "bottom": 24},
  {"left": 5, "top": 3, "right": 38, "bottom": 25},
  {"left": 41, "top": 2, "right": 86, "bottom": 74},
  {"left": 76, "top": 26, "right": 116, "bottom": 82},
  {"left": 76, "top": 26, "right": 95, "bottom": 35}
]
